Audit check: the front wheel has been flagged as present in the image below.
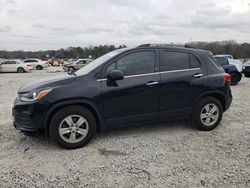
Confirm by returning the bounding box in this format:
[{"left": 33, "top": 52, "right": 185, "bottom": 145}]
[
  {"left": 192, "top": 97, "right": 223, "bottom": 131},
  {"left": 50, "top": 106, "right": 96, "bottom": 149},
  {"left": 68, "top": 66, "right": 75, "bottom": 72}
]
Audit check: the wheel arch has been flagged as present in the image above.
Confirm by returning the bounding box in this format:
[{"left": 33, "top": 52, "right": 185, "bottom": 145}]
[
  {"left": 197, "top": 91, "right": 227, "bottom": 111},
  {"left": 44, "top": 100, "right": 106, "bottom": 134},
  {"left": 17, "top": 67, "right": 24, "bottom": 72}
]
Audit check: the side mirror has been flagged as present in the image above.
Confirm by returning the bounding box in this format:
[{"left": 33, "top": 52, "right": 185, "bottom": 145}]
[{"left": 108, "top": 69, "right": 124, "bottom": 81}]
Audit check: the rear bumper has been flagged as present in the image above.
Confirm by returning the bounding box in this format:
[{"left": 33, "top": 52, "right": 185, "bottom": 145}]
[
  {"left": 12, "top": 98, "right": 50, "bottom": 132},
  {"left": 43, "top": 64, "right": 49, "bottom": 68}
]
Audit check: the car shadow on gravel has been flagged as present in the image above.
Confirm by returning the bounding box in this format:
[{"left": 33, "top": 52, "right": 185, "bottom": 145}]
[
  {"left": 96, "top": 120, "right": 194, "bottom": 138},
  {"left": 13, "top": 120, "right": 194, "bottom": 150}
]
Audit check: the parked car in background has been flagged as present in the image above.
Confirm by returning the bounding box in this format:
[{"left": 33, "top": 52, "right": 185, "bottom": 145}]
[
  {"left": 214, "top": 56, "right": 242, "bottom": 85},
  {"left": 13, "top": 44, "right": 232, "bottom": 149},
  {"left": 49, "top": 59, "right": 64, "bottom": 67},
  {"left": 214, "top": 55, "right": 243, "bottom": 72},
  {"left": 0, "top": 60, "right": 31, "bottom": 73},
  {"left": 23, "top": 59, "right": 49, "bottom": 70},
  {"left": 242, "top": 61, "right": 250, "bottom": 77},
  {"left": 63, "top": 58, "right": 92, "bottom": 72},
  {"left": 214, "top": 54, "right": 233, "bottom": 59}
]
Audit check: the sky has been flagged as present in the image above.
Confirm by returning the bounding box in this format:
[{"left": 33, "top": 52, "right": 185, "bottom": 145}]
[{"left": 0, "top": 0, "right": 250, "bottom": 51}]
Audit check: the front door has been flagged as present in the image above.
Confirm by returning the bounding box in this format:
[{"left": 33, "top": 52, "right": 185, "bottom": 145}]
[{"left": 100, "top": 50, "right": 160, "bottom": 126}]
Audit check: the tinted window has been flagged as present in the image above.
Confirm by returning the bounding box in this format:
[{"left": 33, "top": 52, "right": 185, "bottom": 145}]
[
  {"left": 24, "top": 60, "right": 38, "bottom": 63},
  {"left": 189, "top": 54, "right": 200, "bottom": 68},
  {"left": 214, "top": 57, "right": 229, "bottom": 66},
  {"left": 106, "top": 51, "right": 155, "bottom": 76},
  {"left": 161, "top": 51, "right": 189, "bottom": 71},
  {"left": 2, "top": 61, "right": 14, "bottom": 64}
]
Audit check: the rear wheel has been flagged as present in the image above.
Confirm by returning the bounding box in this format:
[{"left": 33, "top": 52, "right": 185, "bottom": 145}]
[
  {"left": 50, "top": 106, "right": 96, "bottom": 149},
  {"left": 17, "top": 67, "right": 25, "bottom": 73},
  {"left": 192, "top": 97, "right": 223, "bottom": 131},
  {"left": 36, "top": 65, "right": 43, "bottom": 70},
  {"left": 230, "top": 73, "right": 241, "bottom": 85}
]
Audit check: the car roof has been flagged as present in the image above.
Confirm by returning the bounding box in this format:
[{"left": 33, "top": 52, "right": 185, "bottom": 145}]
[
  {"left": 24, "top": 58, "right": 40, "bottom": 60},
  {"left": 136, "top": 44, "right": 210, "bottom": 55},
  {"left": 77, "top": 58, "right": 93, "bottom": 61}
]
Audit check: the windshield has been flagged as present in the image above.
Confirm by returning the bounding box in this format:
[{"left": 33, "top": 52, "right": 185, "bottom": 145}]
[{"left": 75, "top": 48, "right": 128, "bottom": 76}]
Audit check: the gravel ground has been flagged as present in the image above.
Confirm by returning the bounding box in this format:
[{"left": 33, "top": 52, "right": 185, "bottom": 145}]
[{"left": 0, "top": 67, "right": 249, "bottom": 187}]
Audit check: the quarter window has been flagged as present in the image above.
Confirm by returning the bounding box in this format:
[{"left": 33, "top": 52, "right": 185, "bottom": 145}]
[
  {"left": 161, "top": 51, "right": 189, "bottom": 71},
  {"left": 105, "top": 51, "right": 156, "bottom": 76},
  {"left": 189, "top": 54, "right": 200, "bottom": 68}
]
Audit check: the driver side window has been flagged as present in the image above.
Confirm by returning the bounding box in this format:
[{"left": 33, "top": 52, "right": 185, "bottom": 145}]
[{"left": 105, "top": 51, "right": 156, "bottom": 77}]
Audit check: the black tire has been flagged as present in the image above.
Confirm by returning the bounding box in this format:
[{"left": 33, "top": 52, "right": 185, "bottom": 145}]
[
  {"left": 50, "top": 106, "right": 96, "bottom": 149},
  {"left": 192, "top": 97, "right": 223, "bottom": 131},
  {"left": 230, "top": 73, "right": 241, "bottom": 85},
  {"left": 17, "top": 67, "right": 25, "bottom": 73},
  {"left": 68, "top": 66, "right": 75, "bottom": 72},
  {"left": 36, "top": 65, "right": 43, "bottom": 70},
  {"left": 244, "top": 73, "right": 250, "bottom": 77}
]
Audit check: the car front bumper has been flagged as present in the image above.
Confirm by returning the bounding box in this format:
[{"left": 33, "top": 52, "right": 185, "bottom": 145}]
[{"left": 12, "top": 98, "right": 50, "bottom": 132}]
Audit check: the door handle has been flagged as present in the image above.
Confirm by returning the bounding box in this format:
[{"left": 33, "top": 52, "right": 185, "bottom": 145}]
[
  {"left": 146, "top": 81, "right": 159, "bottom": 86},
  {"left": 194, "top": 73, "right": 203, "bottom": 78}
]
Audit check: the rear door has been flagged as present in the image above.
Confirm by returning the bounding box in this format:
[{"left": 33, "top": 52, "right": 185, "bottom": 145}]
[
  {"left": 24, "top": 59, "right": 38, "bottom": 69},
  {"left": 159, "top": 50, "right": 207, "bottom": 119},
  {"left": 100, "top": 50, "right": 160, "bottom": 126}
]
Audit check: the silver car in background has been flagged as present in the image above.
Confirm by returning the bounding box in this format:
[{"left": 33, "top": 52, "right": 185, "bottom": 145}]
[
  {"left": 63, "top": 58, "right": 93, "bottom": 72},
  {"left": 23, "top": 58, "right": 49, "bottom": 70},
  {"left": 0, "top": 60, "right": 31, "bottom": 73}
]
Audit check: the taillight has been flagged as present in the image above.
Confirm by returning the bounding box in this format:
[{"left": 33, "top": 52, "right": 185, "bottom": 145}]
[{"left": 223, "top": 73, "right": 231, "bottom": 86}]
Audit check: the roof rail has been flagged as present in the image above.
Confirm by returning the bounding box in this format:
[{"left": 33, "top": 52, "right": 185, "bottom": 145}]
[{"left": 137, "top": 43, "right": 185, "bottom": 48}]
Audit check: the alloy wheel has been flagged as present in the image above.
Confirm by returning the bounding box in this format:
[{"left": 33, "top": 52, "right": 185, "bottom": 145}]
[
  {"left": 200, "top": 103, "right": 219, "bottom": 127},
  {"left": 58, "top": 115, "right": 89, "bottom": 144}
]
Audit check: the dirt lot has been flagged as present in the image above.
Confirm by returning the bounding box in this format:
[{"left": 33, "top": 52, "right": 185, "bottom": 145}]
[{"left": 0, "top": 67, "right": 249, "bottom": 187}]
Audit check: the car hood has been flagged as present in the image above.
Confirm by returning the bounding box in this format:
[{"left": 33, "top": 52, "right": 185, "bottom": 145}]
[{"left": 18, "top": 74, "right": 76, "bottom": 93}]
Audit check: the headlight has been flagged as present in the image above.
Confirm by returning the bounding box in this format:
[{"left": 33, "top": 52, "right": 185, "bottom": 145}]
[{"left": 19, "top": 88, "right": 52, "bottom": 102}]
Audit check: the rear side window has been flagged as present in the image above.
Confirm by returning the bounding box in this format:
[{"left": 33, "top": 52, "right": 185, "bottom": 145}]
[
  {"left": 24, "top": 60, "right": 38, "bottom": 63},
  {"left": 189, "top": 54, "right": 200, "bottom": 68},
  {"left": 161, "top": 51, "right": 189, "bottom": 71},
  {"left": 105, "top": 51, "right": 156, "bottom": 76}
]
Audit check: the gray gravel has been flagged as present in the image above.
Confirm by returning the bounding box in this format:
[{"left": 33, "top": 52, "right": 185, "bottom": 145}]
[{"left": 0, "top": 67, "right": 249, "bottom": 187}]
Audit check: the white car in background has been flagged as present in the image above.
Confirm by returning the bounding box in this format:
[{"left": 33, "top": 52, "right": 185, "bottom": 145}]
[
  {"left": 214, "top": 55, "right": 243, "bottom": 72},
  {"left": 0, "top": 60, "right": 31, "bottom": 73},
  {"left": 23, "top": 58, "right": 49, "bottom": 70}
]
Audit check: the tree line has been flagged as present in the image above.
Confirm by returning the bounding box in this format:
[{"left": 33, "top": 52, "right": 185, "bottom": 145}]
[
  {"left": 0, "top": 41, "right": 250, "bottom": 59},
  {"left": 186, "top": 40, "right": 250, "bottom": 59},
  {"left": 0, "top": 45, "right": 127, "bottom": 60}
]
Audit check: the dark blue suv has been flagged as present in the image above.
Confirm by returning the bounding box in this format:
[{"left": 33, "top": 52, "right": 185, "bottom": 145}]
[
  {"left": 214, "top": 56, "right": 242, "bottom": 85},
  {"left": 13, "top": 44, "right": 232, "bottom": 149}
]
